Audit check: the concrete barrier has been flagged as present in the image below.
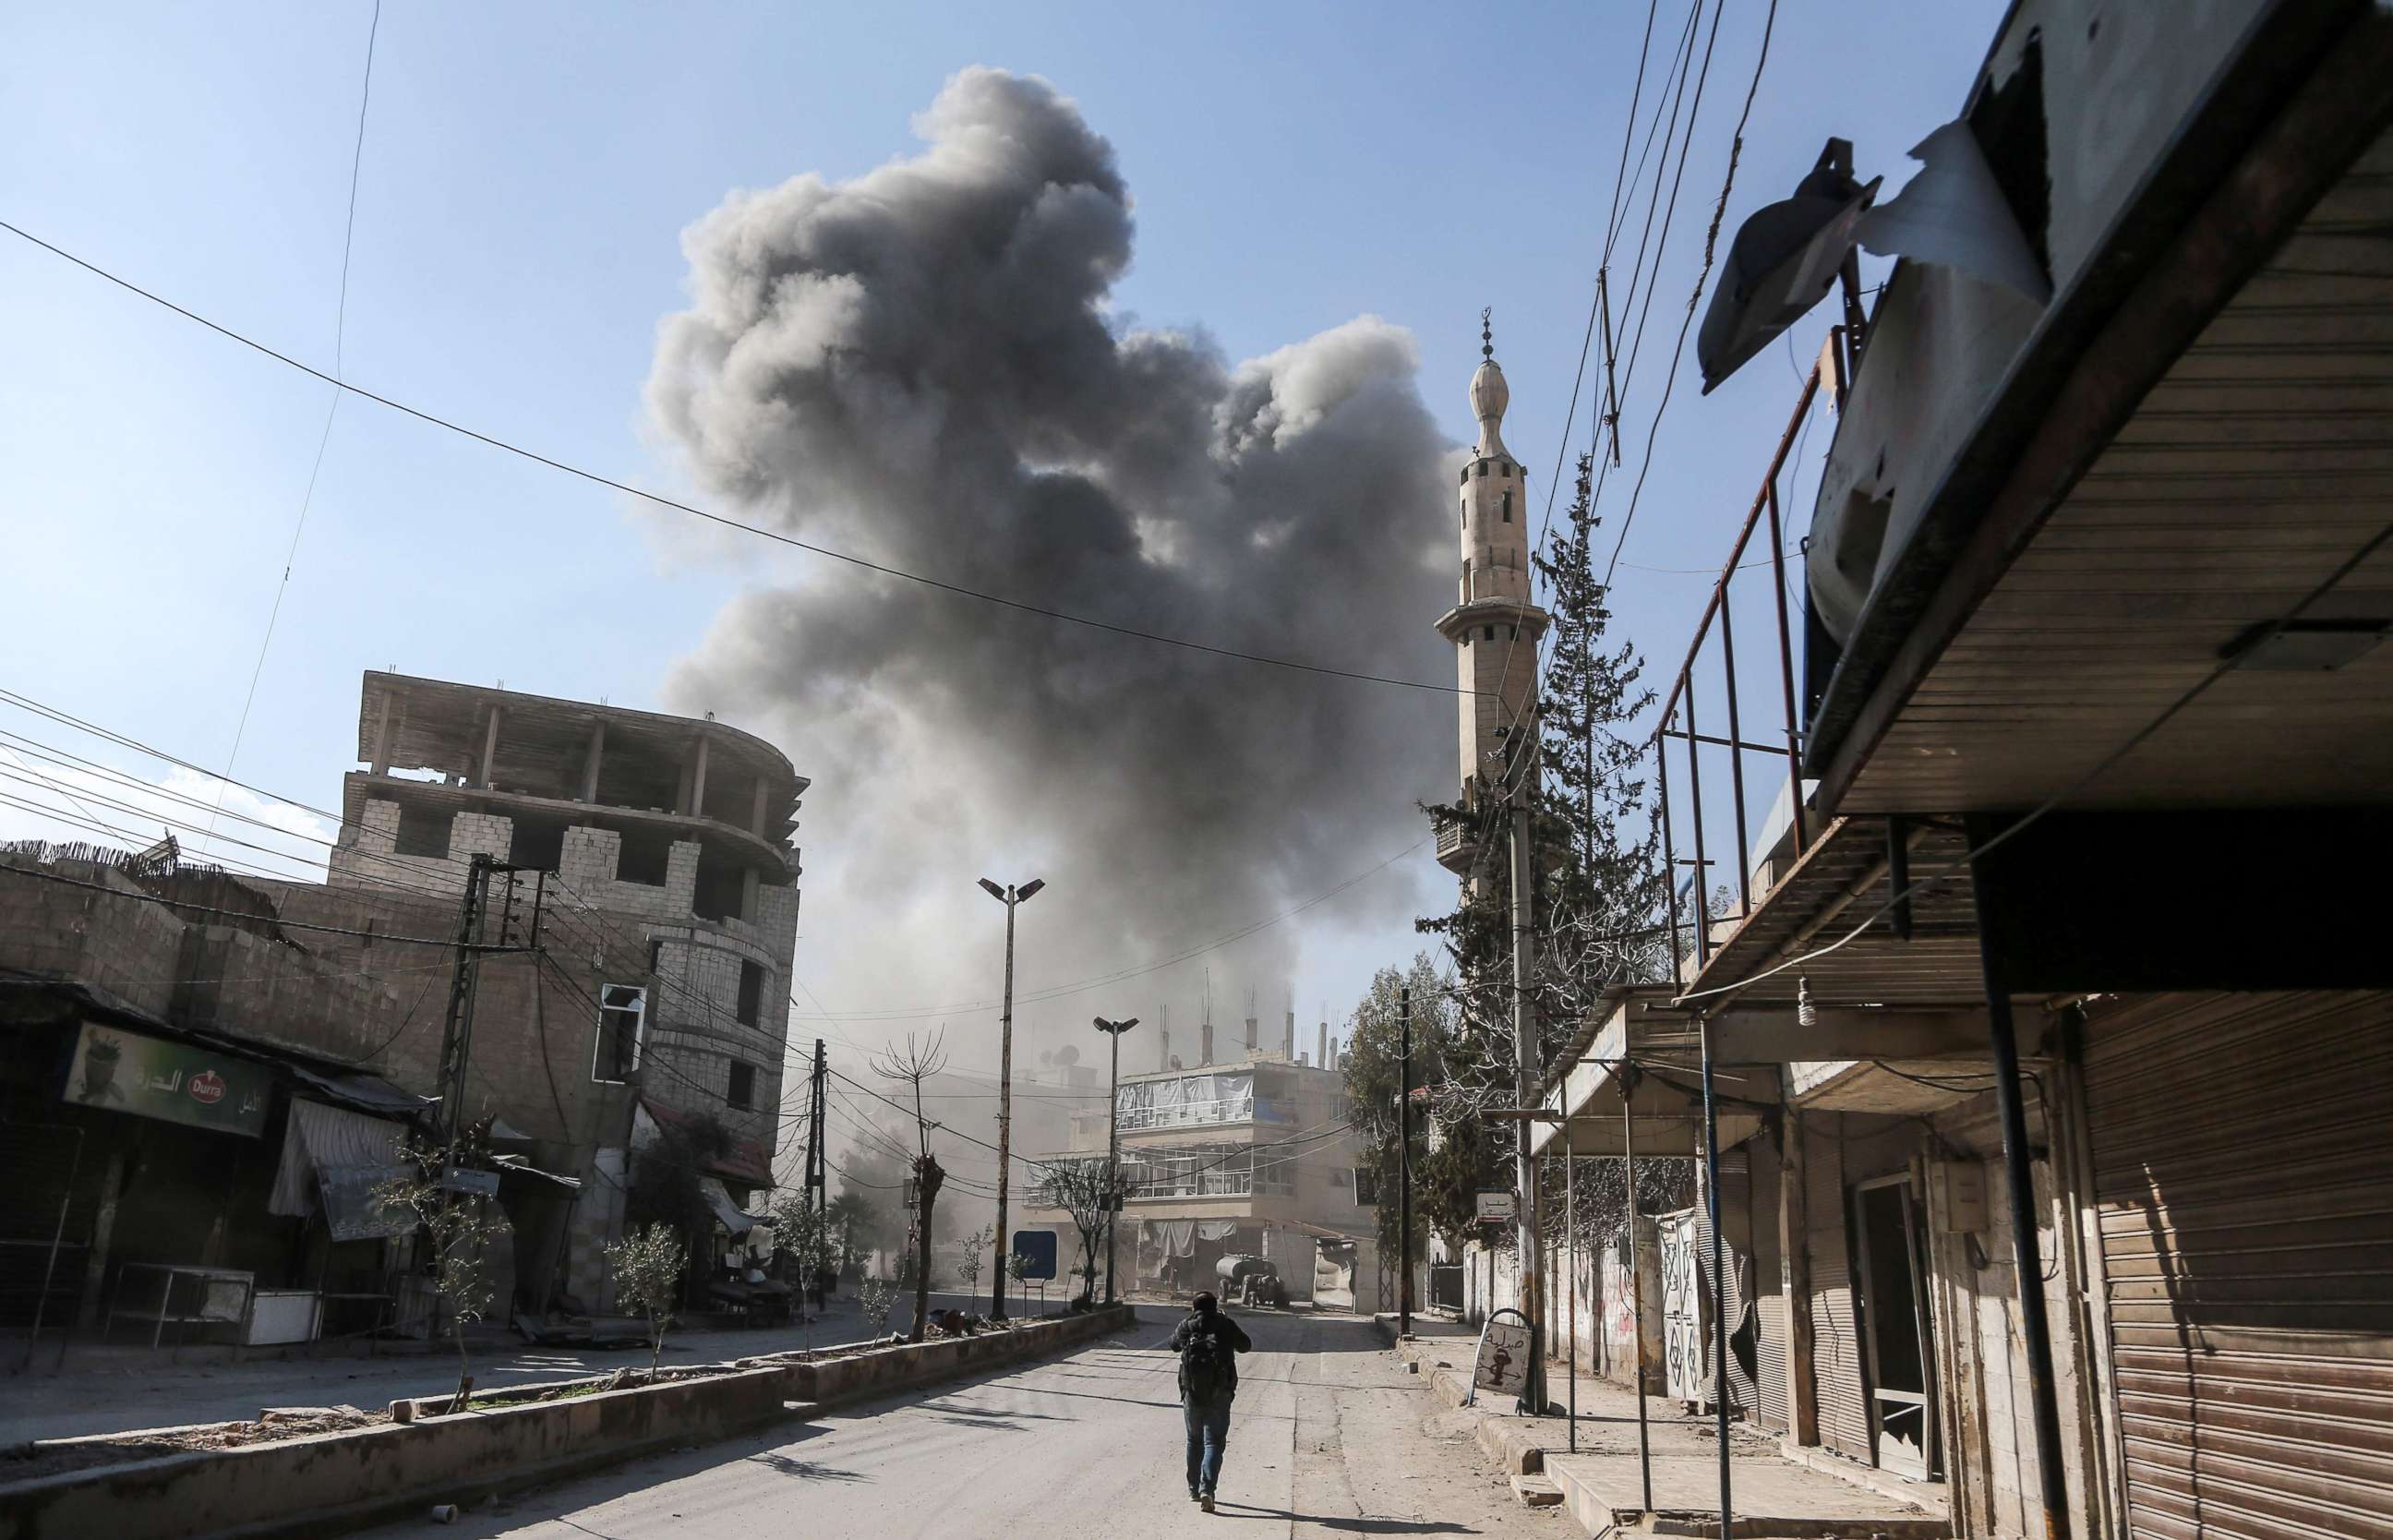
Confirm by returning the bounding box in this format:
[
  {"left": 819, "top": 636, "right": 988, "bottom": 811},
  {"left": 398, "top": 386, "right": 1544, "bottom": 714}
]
[{"left": 1, "top": 1305, "right": 1137, "bottom": 1540}]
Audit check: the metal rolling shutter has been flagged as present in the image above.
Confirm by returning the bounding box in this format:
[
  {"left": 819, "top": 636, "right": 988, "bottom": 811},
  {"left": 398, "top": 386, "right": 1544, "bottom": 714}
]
[
  {"left": 1692, "top": 1152, "right": 1761, "bottom": 1417},
  {"left": 1809, "top": 1113, "right": 1871, "bottom": 1461},
  {"left": 2086, "top": 993, "right": 2393, "bottom": 1540},
  {"left": 1750, "top": 1134, "right": 1790, "bottom": 1433}
]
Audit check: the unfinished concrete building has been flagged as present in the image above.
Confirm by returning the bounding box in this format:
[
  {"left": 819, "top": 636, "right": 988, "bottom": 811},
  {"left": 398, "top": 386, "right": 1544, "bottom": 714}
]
[{"left": 335, "top": 672, "right": 805, "bottom": 1149}]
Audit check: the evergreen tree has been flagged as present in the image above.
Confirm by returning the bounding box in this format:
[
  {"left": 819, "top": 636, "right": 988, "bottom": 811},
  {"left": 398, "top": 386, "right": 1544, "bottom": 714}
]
[{"left": 1410, "top": 453, "right": 1669, "bottom": 1244}]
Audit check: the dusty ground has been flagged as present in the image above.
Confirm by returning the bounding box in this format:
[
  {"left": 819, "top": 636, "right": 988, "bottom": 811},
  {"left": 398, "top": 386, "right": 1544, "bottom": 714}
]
[
  {"left": 3, "top": 1404, "right": 384, "bottom": 1481},
  {"left": 352, "top": 1308, "right": 1566, "bottom": 1539}
]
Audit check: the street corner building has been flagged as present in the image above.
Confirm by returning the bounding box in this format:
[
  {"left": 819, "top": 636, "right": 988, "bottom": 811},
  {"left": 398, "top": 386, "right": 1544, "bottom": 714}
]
[
  {"left": 0, "top": 670, "right": 806, "bottom": 1358},
  {"left": 1025, "top": 1007, "right": 1379, "bottom": 1311},
  {"left": 1461, "top": 5, "right": 2393, "bottom": 1536}
]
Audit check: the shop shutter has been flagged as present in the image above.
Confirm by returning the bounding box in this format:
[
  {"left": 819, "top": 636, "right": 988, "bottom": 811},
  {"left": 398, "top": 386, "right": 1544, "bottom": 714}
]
[
  {"left": 1692, "top": 1152, "right": 1762, "bottom": 1418},
  {"left": 1808, "top": 1112, "right": 1871, "bottom": 1461},
  {"left": 1750, "top": 1134, "right": 1790, "bottom": 1434},
  {"left": 2086, "top": 993, "right": 2393, "bottom": 1540},
  {"left": 0, "top": 1122, "right": 100, "bottom": 1332}
]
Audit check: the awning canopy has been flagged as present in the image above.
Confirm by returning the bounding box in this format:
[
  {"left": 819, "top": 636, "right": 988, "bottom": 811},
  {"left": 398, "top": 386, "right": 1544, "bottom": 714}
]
[
  {"left": 639, "top": 1099, "right": 776, "bottom": 1188},
  {"left": 269, "top": 1098, "right": 415, "bottom": 1241},
  {"left": 699, "top": 1176, "right": 757, "bottom": 1234}
]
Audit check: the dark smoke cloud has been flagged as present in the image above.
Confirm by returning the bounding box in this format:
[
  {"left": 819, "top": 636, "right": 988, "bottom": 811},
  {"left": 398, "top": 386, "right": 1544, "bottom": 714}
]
[{"left": 646, "top": 68, "right": 1461, "bottom": 1059}]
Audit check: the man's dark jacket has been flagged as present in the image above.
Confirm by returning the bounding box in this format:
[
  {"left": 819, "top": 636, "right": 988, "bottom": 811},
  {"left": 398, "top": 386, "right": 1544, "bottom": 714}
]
[{"left": 1171, "top": 1307, "right": 1253, "bottom": 1401}]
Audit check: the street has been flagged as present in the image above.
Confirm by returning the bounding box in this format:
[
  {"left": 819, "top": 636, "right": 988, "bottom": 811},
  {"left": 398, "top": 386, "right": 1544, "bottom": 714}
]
[{"left": 355, "top": 1309, "right": 1558, "bottom": 1540}]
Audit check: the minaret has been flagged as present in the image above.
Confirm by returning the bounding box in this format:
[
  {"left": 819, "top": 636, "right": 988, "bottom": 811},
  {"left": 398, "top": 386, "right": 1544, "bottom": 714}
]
[{"left": 1434, "top": 311, "right": 1551, "bottom": 882}]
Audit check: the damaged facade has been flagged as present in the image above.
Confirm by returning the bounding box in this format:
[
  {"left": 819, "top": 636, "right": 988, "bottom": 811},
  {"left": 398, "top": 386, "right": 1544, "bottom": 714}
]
[
  {"left": 1026, "top": 1012, "right": 1377, "bottom": 1309},
  {"left": 1487, "top": 4, "right": 2393, "bottom": 1535},
  {"left": 0, "top": 671, "right": 805, "bottom": 1356}
]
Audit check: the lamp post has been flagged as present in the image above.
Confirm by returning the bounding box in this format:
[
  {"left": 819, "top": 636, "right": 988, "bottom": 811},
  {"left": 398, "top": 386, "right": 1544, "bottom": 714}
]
[
  {"left": 1092, "top": 1017, "right": 1139, "bottom": 1305},
  {"left": 978, "top": 876, "right": 1044, "bottom": 1320}
]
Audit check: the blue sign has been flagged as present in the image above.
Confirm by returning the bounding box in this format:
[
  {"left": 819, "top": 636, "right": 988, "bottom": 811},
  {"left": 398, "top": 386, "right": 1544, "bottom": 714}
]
[{"left": 1010, "top": 1230, "right": 1058, "bottom": 1281}]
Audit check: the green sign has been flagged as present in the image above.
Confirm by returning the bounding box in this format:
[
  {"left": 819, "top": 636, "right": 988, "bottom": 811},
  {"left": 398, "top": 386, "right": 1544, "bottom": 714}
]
[{"left": 63, "top": 1024, "right": 272, "bottom": 1137}]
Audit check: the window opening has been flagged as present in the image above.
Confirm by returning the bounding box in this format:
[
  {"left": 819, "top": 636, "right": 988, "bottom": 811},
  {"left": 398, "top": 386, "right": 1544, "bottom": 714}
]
[
  {"left": 594, "top": 983, "right": 646, "bottom": 1083},
  {"left": 737, "top": 959, "right": 765, "bottom": 1027}
]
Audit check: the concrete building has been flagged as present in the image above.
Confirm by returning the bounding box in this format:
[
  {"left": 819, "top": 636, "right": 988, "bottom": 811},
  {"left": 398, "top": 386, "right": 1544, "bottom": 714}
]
[
  {"left": 1513, "top": 6, "right": 2393, "bottom": 1536},
  {"left": 1025, "top": 1024, "right": 1377, "bottom": 1309},
  {"left": 0, "top": 671, "right": 807, "bottom": 1349}
]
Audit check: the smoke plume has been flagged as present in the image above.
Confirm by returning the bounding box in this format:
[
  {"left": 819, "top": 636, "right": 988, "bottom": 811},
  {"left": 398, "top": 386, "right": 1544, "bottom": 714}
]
[{"left": 647, "top": 68, "right": 1460, "bottom": 1071}]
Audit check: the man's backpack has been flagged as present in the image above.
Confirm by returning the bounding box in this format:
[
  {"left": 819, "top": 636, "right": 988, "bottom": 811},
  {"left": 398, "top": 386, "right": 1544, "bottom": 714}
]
[{"left": 1181, "top": 1322, "right": 1228, "bottom": 1402}]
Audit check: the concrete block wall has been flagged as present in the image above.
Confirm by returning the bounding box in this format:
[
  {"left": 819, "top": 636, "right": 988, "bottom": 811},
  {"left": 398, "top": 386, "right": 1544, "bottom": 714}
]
[
  {"left": 644, "top": 926, "right": 788, "bottom": 1149},
  {"left": 0, "top": 859, "right": 188, "bottom": 1017},
  {"left": 449, "top": 812, "right": 513, "bottom": 862},
  {"left": 172, "top": 924, "right": 419, "bottom": 1070},
  {"left": 329, "top": 796, "right": 472, "bottom": 897}
]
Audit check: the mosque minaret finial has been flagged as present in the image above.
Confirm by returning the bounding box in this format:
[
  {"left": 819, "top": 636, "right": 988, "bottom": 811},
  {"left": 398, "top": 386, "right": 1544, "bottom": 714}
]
[{"left": 1435, "top": 309, "right": 1550, "bottom": 877}]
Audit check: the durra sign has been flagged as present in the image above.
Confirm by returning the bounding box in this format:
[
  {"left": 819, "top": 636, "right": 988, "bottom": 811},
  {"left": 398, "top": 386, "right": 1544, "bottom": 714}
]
[{"left": 61, "top": 1023, "right": 272, "bottom": 1137}]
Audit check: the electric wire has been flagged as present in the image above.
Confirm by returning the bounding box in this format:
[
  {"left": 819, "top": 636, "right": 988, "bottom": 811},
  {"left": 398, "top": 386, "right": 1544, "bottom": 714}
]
[
  {"left": 1672, "top": 511, "right": 2393, "bottom": 1004},
  {"left": 0, "top": 220, "right": 1468, "bottom": 701},
  {"left": 202, "top": 0, "right": 382, "bottom": 861}
]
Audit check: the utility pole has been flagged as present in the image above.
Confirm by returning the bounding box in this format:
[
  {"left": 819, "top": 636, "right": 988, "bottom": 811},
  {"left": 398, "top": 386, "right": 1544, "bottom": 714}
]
[
  {"left": 1508, "top": 752, "right": 1543, "bottom": 1414},
  {"left": 1093, "top": 1017, "right": 1138, "bottom": 1305},
  {"left": 434, "top": 855, "right": 496, "bottom": 1155},
  {"left": 1398, "top": 984, "right": 1413, "bottom": 1338},
  {"left": 977, "top": 876, "right": 1045, "bottom": 1320},
  {"left": 805, "top": 1040, "right": 828, "bottom": 1219}
]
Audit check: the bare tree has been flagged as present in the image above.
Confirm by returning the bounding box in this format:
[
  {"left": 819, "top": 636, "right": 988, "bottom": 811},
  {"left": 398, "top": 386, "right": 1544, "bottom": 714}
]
[
  {"left": 1034, "top": 1157, "right": 1116, "bottom": 1307},
  {"left": 872, "top": 1030, "right": 949, "bottom": 1343},
  {"left": 377, "top": 1141, "right": 510, "bottom": 1412}
]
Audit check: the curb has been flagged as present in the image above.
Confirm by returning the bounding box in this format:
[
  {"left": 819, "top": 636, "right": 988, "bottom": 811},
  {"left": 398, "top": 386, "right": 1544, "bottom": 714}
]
[{"left": 2, "top": 1306, "right": 1137, "bottom": 1540}]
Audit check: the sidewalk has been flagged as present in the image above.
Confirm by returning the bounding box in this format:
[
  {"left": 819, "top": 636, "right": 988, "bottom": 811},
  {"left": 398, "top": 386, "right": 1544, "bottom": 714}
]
[
  {"left": 1, "top": 1288, "right": 1001, "bottom": 1447},
  {"left": 1381, "top": 1324, "right": 1949, "bottom": 1539}
]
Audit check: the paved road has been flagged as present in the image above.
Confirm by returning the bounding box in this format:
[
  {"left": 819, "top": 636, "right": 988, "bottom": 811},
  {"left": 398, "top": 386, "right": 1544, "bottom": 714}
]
[
  {"left": 5, "top": 1291, "right": 993, "bottom": 1446},
  {"left": 360, "top": 1309, "right": 1562, "bottom": 1539}
]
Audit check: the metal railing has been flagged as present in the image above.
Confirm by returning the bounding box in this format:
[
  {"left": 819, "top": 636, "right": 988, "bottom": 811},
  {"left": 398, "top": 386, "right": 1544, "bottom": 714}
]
[{"left": 1651, "top": 362, "right": 1823, "bottom": 986}]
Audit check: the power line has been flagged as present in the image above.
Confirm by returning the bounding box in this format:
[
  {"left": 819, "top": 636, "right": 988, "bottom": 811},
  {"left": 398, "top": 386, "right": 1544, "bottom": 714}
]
[
  {"left": 1601, "top": 0, "right": 1778, "bottom": 595},
  {"left": 203, "top": 0, "right": 383, "bottom": 859},
  {"left": 788, "top": 837, "right": 1427, "bottom": 1023},
  {"left": 1674, "top": 511, "right": 2393, "bottom": 1004},
  {"left": 0, "top": 220, "right": 1468, "bottom": 701},
  {"left": 0, "top": 860, "right": 470, "bottom": 946}
]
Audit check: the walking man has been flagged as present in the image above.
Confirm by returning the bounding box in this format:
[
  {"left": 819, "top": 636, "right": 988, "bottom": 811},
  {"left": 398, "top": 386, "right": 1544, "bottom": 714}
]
[{"left": 1172, "top": 1291, "right": 1252, "bottom": 1511}]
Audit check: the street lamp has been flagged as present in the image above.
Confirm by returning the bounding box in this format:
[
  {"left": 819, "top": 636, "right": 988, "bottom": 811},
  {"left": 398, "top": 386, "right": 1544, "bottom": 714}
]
[
  {"left": 1092, "top": 1016, "right": 1139, "bottom": 1305},
  {"left": 978, "top": 876, "right": 1044, "bottom": 1320}
]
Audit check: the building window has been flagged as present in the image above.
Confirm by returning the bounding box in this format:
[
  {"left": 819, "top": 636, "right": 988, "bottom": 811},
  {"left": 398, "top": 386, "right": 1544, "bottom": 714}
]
[
  {"left": 1475, "top": 460, "right": 1488, "bottom": 478},
  {"left": 393, "top": 802, "right": 453, "bottom": 859},
  {"left": 1353, "top": 1167, "right": 1379, "bottom": 1206},
  {"left": 648, "top": 939, "right": 664, "bottom": 975},
  {"left": 1483, "top": 624, "right": 1495, "bottom": 641},
  {"left": 728, "top": 1060, "right": 756, "bottom": 1110},
  {"left": 1501, "top": 489, "right": 1512, "bottom": 523},
  {"left": 594, "top": 983, "right": 646, "bottom": 1083},
  {"left": 1509, "top": 625, "right": 1518, "bottom": 641},
  {"left": 736, "top": 959, "right": 765, "bottom": 1027}
]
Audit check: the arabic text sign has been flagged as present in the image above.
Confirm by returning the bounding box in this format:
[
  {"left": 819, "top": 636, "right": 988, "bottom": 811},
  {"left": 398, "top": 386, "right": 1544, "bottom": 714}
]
[
  {"left": 1473, "top": 1317, "right": 1533, "bottom": 1398},
  {"left": 1474, "top": 1190, "right": 1517, "bottom": 1224},
  {"left": 64, "top": 1023, "right": 271, "bottom": 1137}
]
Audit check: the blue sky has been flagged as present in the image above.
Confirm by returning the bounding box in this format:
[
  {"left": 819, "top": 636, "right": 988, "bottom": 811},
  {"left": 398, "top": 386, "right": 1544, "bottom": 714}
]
[{"left": 1, "top": 2, "right": 2005, "bottom": 1085}]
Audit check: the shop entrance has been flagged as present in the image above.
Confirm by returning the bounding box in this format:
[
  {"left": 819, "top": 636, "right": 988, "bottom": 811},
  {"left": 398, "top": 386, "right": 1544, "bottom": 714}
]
[{"left": 1852, "top": 1175, "right": 1934, "bottom": 1479}]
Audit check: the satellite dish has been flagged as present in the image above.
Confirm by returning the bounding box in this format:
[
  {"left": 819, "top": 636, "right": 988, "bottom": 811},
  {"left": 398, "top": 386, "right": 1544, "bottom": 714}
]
[{"left": 1698, "top": 138, "right": 1880, "bottom": 394}]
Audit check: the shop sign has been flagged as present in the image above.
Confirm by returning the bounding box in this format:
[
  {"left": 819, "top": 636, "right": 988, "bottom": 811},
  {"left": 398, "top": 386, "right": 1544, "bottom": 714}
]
[
  {"left": 63, "top": 1023, "right": 271, "bottom": 1137},
  {"left": 439, "top": 1166, "right": 501, "bottom": 1197}
]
